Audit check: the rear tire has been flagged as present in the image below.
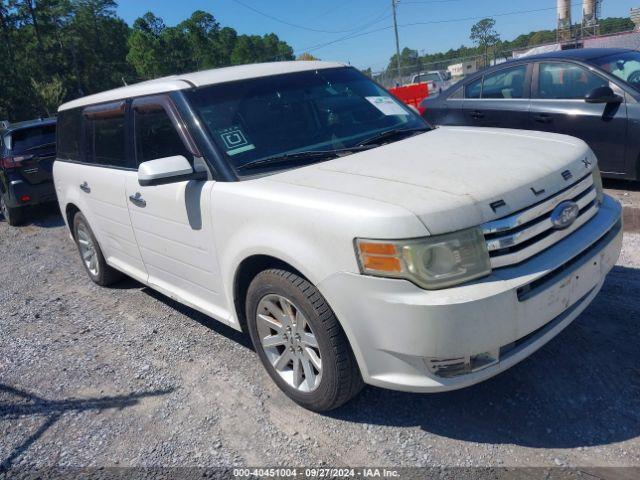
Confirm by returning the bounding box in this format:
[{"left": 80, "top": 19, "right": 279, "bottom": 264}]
[
  {"left": 246, "top": 268, "right": 363, "bottom": 412},
  {"left": 1, "top": 194, "right": 24, "bottom": 226},
  {"left": 73, "top": 212, "right": 123, "bottom": 286}
]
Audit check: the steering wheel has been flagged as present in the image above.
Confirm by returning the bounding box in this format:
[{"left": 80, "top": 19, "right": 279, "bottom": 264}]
[{"left": 627, "top": 70, "right": 640, "bottom": 87}]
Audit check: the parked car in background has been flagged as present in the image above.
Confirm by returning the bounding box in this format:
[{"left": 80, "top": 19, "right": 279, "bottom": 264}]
[
  {"left": 421, "top": 48, "right": 640, "bottom": 181},
  {"left": 1, "top": 118, "right": 57, "bottom": 225},
  {"left": 55, "top": 61, "right": 621, "bottom": 411},
  {"left": 411, "top": 70, "right": 452, "bottom": 96}
]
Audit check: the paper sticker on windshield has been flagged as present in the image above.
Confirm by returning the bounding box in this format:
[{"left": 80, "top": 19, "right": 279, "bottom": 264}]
[
  {"left": 365, "top": 96, "right": 408, "bottom": 116},
  {"left": 217, "top": 126, "right": 255, "bottom": 156}
]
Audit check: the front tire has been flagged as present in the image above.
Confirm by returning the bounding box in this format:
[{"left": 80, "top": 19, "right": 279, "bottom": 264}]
[
  {"left": 73, "top": 212, "right": 123, "bottom": 286},
  {"left": 246, "top": 269, "right": 363, "bottom": 411},
  {"left": 1, "top": 194, "right": 24, "bottom": 226}
]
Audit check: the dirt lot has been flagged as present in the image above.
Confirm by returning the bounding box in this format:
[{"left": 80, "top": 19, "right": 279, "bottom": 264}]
[{"left": 1, "top": 206, "right": 639, "bottom": 472}]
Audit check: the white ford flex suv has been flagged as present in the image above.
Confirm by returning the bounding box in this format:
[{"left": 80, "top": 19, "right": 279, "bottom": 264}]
[{"left": 54, "top": 61, "right": 622, "bottom": 411}]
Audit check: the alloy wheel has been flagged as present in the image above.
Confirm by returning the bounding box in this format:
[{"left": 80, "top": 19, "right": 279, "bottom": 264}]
[
  {"left": 256, "top": 294, "right": 322, "bottom": 393},
  {"left": 77, "top": 223, "right": 99, "bottom": 276}
]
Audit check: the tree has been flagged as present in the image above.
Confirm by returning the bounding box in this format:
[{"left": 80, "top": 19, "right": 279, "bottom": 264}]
[
  {"left": 0, "top": 2, "right": 296, "bottom": 120},
  {"left": 297, "top": 52, "right": 319, "bottom": 61},
  {"left": 31, "top": 76, "right": 66, "bottom": 116},
  {"left": 470, "top": 17, "right": 500, "bottom": 68},
  {"left": 178, "top": 10, "right": 220, "bottom": 69}
]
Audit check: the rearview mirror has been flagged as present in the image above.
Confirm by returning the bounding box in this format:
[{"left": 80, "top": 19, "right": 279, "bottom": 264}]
[
  {"left": 585, "top": 86, "right": 623, "bottom": 104},
  {"left": 138, "top": 155, "right": 207, "bottom": 187}
]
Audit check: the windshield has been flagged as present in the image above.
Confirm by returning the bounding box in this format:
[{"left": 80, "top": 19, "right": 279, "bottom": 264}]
[
  {"left": 185, "top": 67, "right": 428, "bottom": 173},
  {"left": 591, "top": 51, "right": 640, "bottom": 91},
  {"left": 9, "top": 124, "right": 56, "bottom": 154}
]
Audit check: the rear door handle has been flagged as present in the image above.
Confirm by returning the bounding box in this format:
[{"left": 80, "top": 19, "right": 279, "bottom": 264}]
[
  {"left": 79, "top": 182, "right": 91, "bottom": 193},
  {"left": 129, "top": 192, "right": 146, "bottom": 208},
  {"left": 470, "top": 110, "right": 485, "bottom": 119},
  {"left": 533, "top": 114, "right": 553, "bottom": 124}
]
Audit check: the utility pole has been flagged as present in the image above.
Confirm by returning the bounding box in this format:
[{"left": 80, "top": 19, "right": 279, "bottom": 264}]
[{"left": 392, "top": 0, "right": 402, "bottom": 85}]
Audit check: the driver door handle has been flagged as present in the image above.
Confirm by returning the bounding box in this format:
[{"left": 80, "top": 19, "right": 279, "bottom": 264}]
[
  {"left": 79, "top": 182, "right": 91, "bottom": 193},
  {"left": 129, "top": 192, "right": 146, "bottom": 208},
  {"left": 470, "top": 110, "right": 485, "bottom": 119},
  {"left": 533, "top": 114, "right": 553, "bottom": 124}
]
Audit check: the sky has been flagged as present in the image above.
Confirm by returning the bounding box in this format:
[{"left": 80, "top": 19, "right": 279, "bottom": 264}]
[{"left": 116, "top": 0, "right": 640, "bottom": 71}]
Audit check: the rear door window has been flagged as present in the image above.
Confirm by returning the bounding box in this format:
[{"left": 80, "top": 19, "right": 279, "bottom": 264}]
[
  {"left": 480, "top": 65, "right": 528, "bottom": 99},
  {"left": 537, "top": 62, "right": 608, "bottom": 99},
  {"left": 84, "top": 104, "right": 127, "bottom": 168}
]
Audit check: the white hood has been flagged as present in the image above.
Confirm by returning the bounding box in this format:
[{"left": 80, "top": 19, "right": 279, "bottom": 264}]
[{"left": 268, "top": 127, "right": 596, "bottom": 234}]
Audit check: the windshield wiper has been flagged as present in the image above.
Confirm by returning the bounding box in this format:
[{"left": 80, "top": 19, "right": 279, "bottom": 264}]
[
  {"left": 25, "top": 142, "right": 56, "bottom": 152},
  {"left": 357, "top": 127, "right": 430, "bottom": 148},
  {"left": 237, "top": 146, "right": 375, "bottom": 172}
]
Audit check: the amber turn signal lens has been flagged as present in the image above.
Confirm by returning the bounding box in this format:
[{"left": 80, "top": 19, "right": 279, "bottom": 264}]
[
  {"left": 358, "top": 242, "right": 397, "bottom": 256},
  {"left": 362, "top": 255, "right": 402, "bottom": 273}
]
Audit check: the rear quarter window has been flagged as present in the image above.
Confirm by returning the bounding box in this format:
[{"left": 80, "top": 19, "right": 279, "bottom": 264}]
[
  {"left": 57, "top": 109, "right": 83, "bottom": 161},
  {"left": 465, "top": 78, "right": 482, "bottom": 99}
]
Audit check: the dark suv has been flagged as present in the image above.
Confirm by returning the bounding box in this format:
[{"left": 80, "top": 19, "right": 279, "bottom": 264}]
[{"left": 1, "top": 118, "right": 57, "bottom": 225}]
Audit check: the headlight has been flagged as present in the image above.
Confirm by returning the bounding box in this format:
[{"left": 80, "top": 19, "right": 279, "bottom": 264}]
[
  {"left": 355, "top": 227, "right": 492, "bottom": 290},
  {"left": 592, "top": 166, "right": 604, "bottom": 205}
]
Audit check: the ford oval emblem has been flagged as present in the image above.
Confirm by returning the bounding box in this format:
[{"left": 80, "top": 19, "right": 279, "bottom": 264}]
[{"left": 550, "top": 201, "right": 580, "bottom": 230}]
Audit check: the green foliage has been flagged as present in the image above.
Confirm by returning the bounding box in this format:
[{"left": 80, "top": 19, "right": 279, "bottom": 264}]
[
  {"left": 31, "top": 75, "right": 66, "bottom": 116},
  {"left": 470, "top": 18, "right": 500, "bottom": 49},
  {"left": 0, "top": 1, "right": 294, "bottom": 122},
  {"left": 600, "top": 17, "right": 635, "bottom": 35},
  {"left": 470, "top": 18, "right": 500, "bottom": 68},
  {"left": 297, "top": 52, "right": 319, "bottom": 61}
]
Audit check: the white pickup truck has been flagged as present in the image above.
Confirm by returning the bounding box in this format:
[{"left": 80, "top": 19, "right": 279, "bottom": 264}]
[
  {"left": 54, "top": 61, "right": 622, "bottom": 411},
  {"left": 411, "top": 70, "right": 452, "bottom": 95}
]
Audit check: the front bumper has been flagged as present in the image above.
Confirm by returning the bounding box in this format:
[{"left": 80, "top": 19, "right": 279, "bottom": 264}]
[
  {"left": 3, "top": 176, "right": 56, "bottom": 208},
  {"left": 318, "top": 195, "right": 623, "bottom": 392}
]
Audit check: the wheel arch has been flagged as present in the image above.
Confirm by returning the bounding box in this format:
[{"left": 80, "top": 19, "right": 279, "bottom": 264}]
[
  {"left": 65, "top": 202, "right": 81, "bottom": 238},
  {"left": 232, "top": 254, "right": 307, "bottom": 333}
]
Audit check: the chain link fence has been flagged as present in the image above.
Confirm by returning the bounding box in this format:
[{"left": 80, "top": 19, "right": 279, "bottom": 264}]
[
  {"left": 370, "top": 52, "right": 505, "bottom": 89},
  {"left": 368, "top": 28, "right": 640, "bottom": 89}
]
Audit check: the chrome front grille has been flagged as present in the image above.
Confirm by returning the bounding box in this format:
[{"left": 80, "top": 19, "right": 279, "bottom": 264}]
[{"left": 482, "top": 174, "right": 599, "bottom": 269}]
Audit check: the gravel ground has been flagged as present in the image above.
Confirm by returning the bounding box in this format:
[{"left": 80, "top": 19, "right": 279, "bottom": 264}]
[
  {"left": 1, "top": 205, "right": 639, "bottom": 471},
  {"left": 604, "top": 180, "right": 640, "bottom": 232},
  {"left": 604, "top": 179, "right": 640, "bottom": 210}
]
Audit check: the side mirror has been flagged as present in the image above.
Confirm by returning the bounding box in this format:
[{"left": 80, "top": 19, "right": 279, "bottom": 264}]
[
  {"left": 585, "top": 86, "right": 623, "bottom": 104},
  {"left": 137, "top": 155, "right": 207, "bottom": 187}
]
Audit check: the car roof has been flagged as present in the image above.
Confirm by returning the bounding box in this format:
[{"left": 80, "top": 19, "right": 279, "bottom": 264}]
[
  {"left": 59, "top": 60, "right": 346, "bottom": 112},
  {"left": 515, "top": 47, "right": 635, "bottom": 62},
  {"left": 1, "top": 117, "right": 56, "bottom": 135}
]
